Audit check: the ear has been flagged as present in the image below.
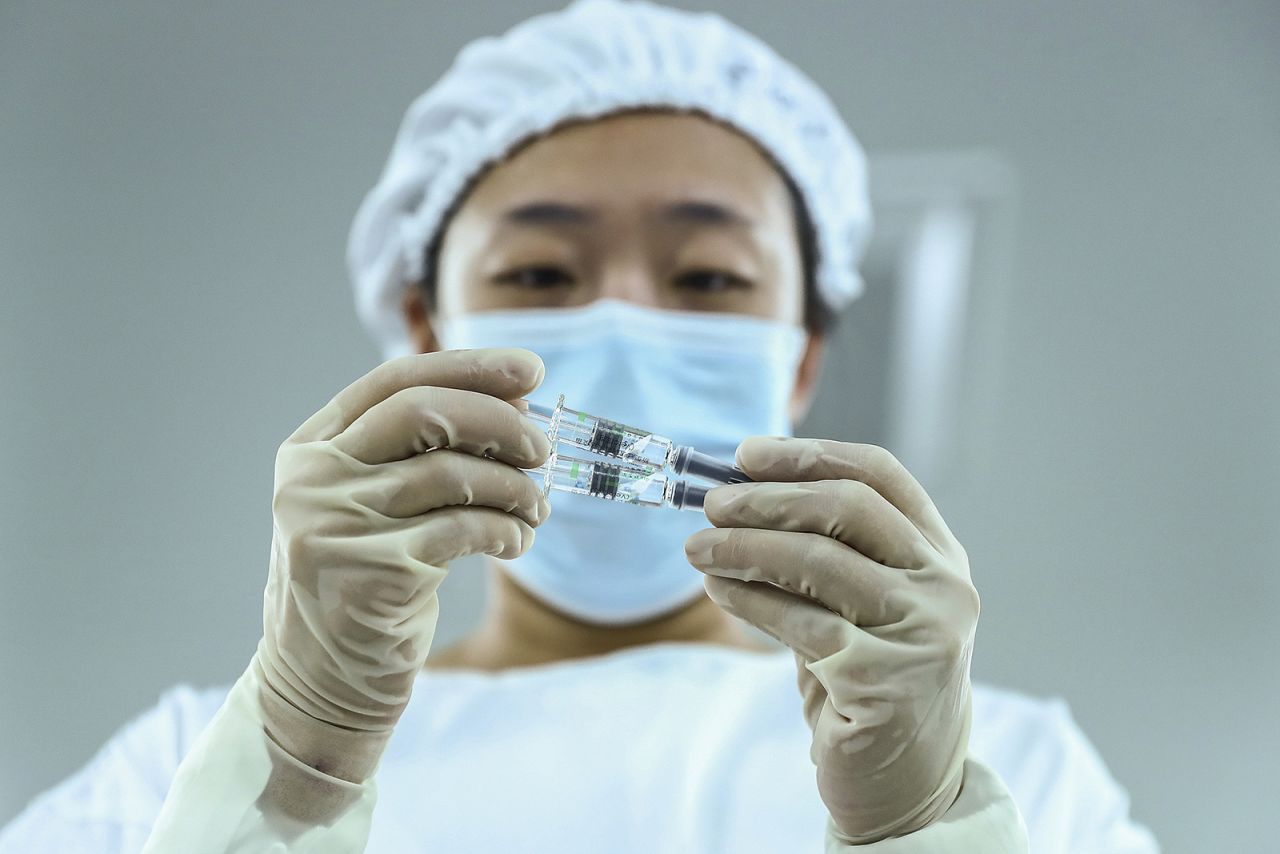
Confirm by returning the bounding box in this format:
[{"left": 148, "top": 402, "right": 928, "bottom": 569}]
[
  {"left": 788, "top": 332, "right": 825, "bottom": 425},
  {"left": 401, "top": 287, "right": 441, "bottom": 354}
]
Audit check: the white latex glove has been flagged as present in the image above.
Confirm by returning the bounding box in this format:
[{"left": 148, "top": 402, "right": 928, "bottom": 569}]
[
  {"left": 685, "top": 437, "right": 989, "bottom": 846},
  {"left": 255, "top": 346, "right": 551, "bottom": 796},
  {"left": 144, "top": 347, "right": 550, "bottom": 852}
]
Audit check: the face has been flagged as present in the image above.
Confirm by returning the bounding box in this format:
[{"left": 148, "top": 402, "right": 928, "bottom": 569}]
[{"left": 402, "top": 108, "right": 825, "bottom": 420}]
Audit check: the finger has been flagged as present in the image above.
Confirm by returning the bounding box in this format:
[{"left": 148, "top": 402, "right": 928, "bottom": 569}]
[
  {"left": 686, "top": 527, "right": 907, "bottom": 626},
  {"left": 702, "top": 575, "right": 895, "bottom": 665},
  {"left": 706, "top": 577, "right": 906, "bottom": 732},
  {"left": 736, "top": 437, "right": 955, "bottom": 553},
  {"left": 289, "top": 348, "right": 545, "bottom": 445},
  {"left": 396, "top": 505, "right": 537, "bottom": 567},
  {"left": 360, "top": 449, "right": 549, "bottom": 527},
  {"left": 331, "top": 386, "right": 550, "bottom": 467},
  {"left": 703, "top": 480, "right": 932, "bottom": 570},
  {"left": 792, "top": 649, "right": 825, "bottom": 733}
]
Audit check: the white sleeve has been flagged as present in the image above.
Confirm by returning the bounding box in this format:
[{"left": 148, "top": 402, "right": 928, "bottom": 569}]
[
  {"left": 823, "top": 757, "right": 1029, "bottom": 854},
  {"left": 140, "top": 663, "right": 378, "bottom": 854}
]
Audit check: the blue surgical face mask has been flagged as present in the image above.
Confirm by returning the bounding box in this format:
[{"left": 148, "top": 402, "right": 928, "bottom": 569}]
[{"left": 436, "top": 298, "right": 807, "bottom": 625}]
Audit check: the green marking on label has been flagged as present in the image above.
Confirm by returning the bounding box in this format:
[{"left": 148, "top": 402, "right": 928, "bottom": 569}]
[
  {"left": 577, "top": 412, "right": 587, "bottom": 423},
  {"left": 570, "top": 461, "right": 580, "bottom": 478}
]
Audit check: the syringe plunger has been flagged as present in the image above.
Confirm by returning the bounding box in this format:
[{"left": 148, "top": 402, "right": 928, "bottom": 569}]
[{"left": 671, "top": 445, "right": 749, "bottom": 485}]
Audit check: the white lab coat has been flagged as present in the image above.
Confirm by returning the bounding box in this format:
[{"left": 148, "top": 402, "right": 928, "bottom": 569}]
[{"left": 0, "top": 643, "right": 1158, "bottom": 852}]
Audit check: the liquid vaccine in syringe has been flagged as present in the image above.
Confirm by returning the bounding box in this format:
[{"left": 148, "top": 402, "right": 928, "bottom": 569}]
[
  {"left": 525, "top": 395, "right": 748, "bottom": 485},
  {"left": 526, "top": 452, "right": 708, "bottom": 511}
]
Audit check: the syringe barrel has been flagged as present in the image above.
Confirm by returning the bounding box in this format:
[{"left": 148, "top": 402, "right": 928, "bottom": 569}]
[
  {"left": 672, "top": 445, "right": 751, "bottom": 485},
  {"left": 525, "top": 400, "right": 672, "bottom": 468},
  {"left": 532, "top": 453, "right": 669, "bottom": 508}
]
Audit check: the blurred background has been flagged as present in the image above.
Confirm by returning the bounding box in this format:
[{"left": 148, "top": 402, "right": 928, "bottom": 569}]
[{"left": 2, "top": 2, "right": 1277, "bottom": 850}]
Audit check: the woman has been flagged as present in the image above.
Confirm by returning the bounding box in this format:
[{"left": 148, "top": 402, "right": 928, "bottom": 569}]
[{"left": 0, "top": 1, "right": 1157, "bottom": 851}]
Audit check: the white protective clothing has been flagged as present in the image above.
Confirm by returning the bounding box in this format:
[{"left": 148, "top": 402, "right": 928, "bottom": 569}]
[
  {"left": 347, "top": 0, "right": 873, "bottom": 362},
  {"left": 437, "top": 299, "right": 807, "bottom": 625},
  {"left": 138, "top": 347, "right": 552, "bottom": 851},
  {"left": 689, "top": 437, "right": 979, "bottom": 842},
  {"left": 0, "top": 644, "right": 1160, "bottom": 853}
]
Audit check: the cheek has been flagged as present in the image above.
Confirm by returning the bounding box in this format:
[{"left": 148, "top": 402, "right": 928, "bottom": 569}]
[
  {"left": 433, "top": 228, "right": 521, "bottom": 318},
  {"left": 748, "top": 269, "right": 803, "bottom": 323},
  {"left": 758, "top": 253, "right": 805, "bottom": 325},
  {"left": 736, "top": 217, "right": 804, "bottom": 325},
  {"left": 432, "top": 229, "right": 474, "bottom": 319}
]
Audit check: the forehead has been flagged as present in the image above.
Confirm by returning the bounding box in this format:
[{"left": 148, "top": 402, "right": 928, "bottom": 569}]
[{"left": 451, "top": 110, "right": 794, "bottom": 226}]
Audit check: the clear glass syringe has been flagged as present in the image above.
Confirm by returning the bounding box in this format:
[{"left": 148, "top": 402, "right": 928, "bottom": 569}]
[
  {"left": 526, "top": 395, "right": 749, "bottom": 485},
  {"left": 527, "top": 451, "right": 709, "bottom": 511}
]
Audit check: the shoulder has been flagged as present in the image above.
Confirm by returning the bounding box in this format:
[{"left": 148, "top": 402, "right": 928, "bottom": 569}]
[
  {"left": 0, "top": 681, "right": 232, "bottom": 851},
  {"left": 972, "top": 682, "right": 1080, "bottom": 762},
  {"left": 70, "top": 680, "right": 232, "bottom": 801},
  {"left": 95, "top": 681, "right": 233, "bottom": 787},
  {"left": 146, "top": 682, "right": 235, "bottom": 761},
  {"left": 970, "top": 682, "right": 1159, "bottom": 853},
  {"left": 972, "top": 682, "right": 1116, "bottom": 791}
]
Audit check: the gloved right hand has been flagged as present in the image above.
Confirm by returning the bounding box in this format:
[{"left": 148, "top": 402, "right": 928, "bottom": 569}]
[{"left": 251, "top": 347, "right": 551, "bottom": 790}]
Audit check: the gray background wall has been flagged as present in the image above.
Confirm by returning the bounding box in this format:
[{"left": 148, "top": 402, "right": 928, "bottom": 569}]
[{"left": 2, "top": 2, "right": 1277, "bottom": 850}]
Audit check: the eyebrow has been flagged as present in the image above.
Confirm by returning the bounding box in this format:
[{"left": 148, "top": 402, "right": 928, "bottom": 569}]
[{"left": 500, "top": 200, "right": 755, "bottom": 228}]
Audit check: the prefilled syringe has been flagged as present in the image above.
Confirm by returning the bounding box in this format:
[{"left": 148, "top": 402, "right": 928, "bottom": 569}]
[
  {"left": 526, "top": 451, "right": 708, "bottom": 512},
  {"left": 526, "top": 395, "right": 749, "bottom": 485}
]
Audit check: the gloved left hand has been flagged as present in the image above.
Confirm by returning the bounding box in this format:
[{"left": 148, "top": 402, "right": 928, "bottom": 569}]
[{"left": 685, "top": 436, "right": 979, "bottom": 844}]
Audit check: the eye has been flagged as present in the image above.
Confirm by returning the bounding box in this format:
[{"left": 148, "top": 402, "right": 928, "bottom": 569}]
[
  {"left": 674, "top": 269, "right": 753, "bottom": 293},
  {"left": 491, "top": 265, "right": 574, "bottom": 289}
]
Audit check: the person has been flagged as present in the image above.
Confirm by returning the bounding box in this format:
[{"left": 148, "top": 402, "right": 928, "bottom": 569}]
[{"left": 0, "top": 1, "right": 1160, "bottom": 852}]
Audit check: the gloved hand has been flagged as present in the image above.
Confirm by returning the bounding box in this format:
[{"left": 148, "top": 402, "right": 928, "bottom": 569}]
[
  {"left": 685, "top": 436, "right": 978, "bottom": 844},
  {"left": 253, "top": 347, "right": 551, "bottom": 792}
]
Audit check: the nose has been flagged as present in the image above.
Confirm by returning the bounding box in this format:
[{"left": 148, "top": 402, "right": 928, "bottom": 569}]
[{"left": 595, "top": 245, "right": 662, "bottom": 309}]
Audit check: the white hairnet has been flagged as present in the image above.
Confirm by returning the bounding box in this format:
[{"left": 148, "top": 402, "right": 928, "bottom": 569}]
[{"left": 347, "top": 0, "right": 873, "bottom": 361}]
